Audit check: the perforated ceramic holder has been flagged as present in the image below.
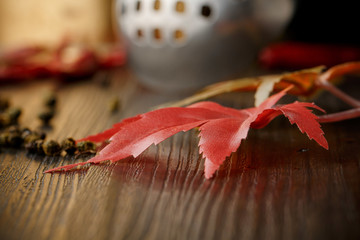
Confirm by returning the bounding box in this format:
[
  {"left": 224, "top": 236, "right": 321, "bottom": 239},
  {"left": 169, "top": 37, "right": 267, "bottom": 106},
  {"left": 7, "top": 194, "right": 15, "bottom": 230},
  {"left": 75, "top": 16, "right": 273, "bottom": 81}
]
[{"left": 117, "top": 0, "right": 294, "bottom": 92}]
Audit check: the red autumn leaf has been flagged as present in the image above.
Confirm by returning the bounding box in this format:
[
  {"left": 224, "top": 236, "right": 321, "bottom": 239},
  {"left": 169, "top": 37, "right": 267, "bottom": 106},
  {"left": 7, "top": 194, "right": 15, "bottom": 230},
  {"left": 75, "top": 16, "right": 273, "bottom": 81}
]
[{"left": 45, "top": 88, "right": 328, "bottom": 179}]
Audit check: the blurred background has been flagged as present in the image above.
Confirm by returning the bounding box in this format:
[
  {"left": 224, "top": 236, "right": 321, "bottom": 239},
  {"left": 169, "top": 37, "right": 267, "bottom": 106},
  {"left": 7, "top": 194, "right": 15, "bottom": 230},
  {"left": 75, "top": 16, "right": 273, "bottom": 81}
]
[
  {"left": 1, "top": 0, "right": 358, "bottom": 47},
  {"left": 0, "top": 0, "right": 116, "bottom": 48},
  {"left": 0, "top": 0, "right": 359, "bottom": 88},
  {"left": 286, "top": 0, "right": 359, "bottom": 45}
]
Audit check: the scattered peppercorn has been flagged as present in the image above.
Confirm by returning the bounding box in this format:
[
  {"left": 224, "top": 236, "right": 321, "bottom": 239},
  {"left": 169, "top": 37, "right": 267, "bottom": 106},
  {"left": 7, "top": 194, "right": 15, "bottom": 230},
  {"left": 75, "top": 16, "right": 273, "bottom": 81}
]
[
  {"left": 43, "top": 91, "right": 57, "bottom": 107},
  {"left": 61, "top": 138, "right": 77, "bottom": 155},
  {"left": 25, "top": 139, "right": 45, "bottom": 155},
  {"left": 76, "top": 141, "right": 96, "bottom": 152},
  {"left": 0, "top": 126, "right": 23, "bottom": 147},
  {"left": 37, "top": 91, "right": 57, "bottom": 125},
  {"left": 1, "top": 107, "right": 20, "bottom": 128},
  {"left": 7, "top": 132, "right": 23, "bottom": 147},
  {"left": 0, "top": 97, "right": 10, "bottom": 112},
  {"left": 38, "top": 109, "right": 55, "bottom": 125},
  {"left": 42, "top": 140, "right": 61, "bottom": 156},
  {"left": 23, "top": 131, "right": 45, "bottom": 145},
  {"left": 109, "top": 97, "right": 121, "bottom": 113},
  {"left": 0, "top": 114, "right": 11, "bottom": 128},
  {"left": 0, "top": 94, "right": 102, "bottom": 161},
  {"left": 6, "top": 125, "right": 20, "bottom": 134},
  {"left": 4, "top": 107, "right": 22, "bottom": 124},
  {"left": 0, "top": 132, "right": 9, "bottom": 146},
  {"left": 21, "top": 127, "right": 32, "bottom": 137}
]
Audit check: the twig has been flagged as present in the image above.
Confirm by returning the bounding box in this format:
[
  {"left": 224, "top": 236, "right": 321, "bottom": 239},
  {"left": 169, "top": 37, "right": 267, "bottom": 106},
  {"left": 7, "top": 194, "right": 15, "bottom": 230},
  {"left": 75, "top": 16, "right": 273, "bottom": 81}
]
[
  {"left": 317, "top": 79, "right": 360, "bottom": 108},
  {"left": 316, "top": 62, "right": 360, "bottom": 108},
  {"left": 315, "top": 62, "right": 360, "bottom": 122},
  {"left": 318, "top": 108, "right": 360, "bottom": 123}
]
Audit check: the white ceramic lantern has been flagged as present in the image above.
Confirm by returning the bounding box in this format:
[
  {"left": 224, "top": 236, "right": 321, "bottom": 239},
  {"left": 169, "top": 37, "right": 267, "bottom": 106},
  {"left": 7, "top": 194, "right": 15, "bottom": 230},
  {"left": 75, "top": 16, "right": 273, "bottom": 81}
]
[{"left": 116, "top": 0, "right": 294, "bottom": 92}]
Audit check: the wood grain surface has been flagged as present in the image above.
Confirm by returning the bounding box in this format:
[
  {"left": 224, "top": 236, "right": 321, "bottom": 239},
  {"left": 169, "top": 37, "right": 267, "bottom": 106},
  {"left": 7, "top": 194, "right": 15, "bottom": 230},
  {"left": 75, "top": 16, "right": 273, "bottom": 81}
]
[{"left": 0, "top": 68, "right": 359, "bottom": 240}]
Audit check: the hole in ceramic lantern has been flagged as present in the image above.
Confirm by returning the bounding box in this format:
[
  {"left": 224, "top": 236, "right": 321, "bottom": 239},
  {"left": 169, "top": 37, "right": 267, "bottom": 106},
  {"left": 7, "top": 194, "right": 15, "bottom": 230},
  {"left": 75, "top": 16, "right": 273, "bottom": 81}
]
[
  {"left": 136, "top": 29, "right": 144, "bottom": 39},
  {"left": 136, "top": 1, "right": 141, "bottom": 11},
  {"left": 174, "top": 29, "right": 186, "bottom": 43},
  {"left": 201, "top": 5, "right": 211, "bottom": 17},
  {"left": 175, "top": 1, "right": 185, "bottom": 13},
  {"left": 153, "top": 28, "right": 162, "bottom": 41},
  {"left": 154, "top": 0, "right": 161, "bottom": 10}
]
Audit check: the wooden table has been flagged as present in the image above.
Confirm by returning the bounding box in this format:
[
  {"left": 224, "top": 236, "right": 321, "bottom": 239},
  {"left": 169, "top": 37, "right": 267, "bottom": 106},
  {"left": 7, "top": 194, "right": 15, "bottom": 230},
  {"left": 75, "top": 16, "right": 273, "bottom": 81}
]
[{"left": 0, "top": 68, "right": 359, "bottom": 240}]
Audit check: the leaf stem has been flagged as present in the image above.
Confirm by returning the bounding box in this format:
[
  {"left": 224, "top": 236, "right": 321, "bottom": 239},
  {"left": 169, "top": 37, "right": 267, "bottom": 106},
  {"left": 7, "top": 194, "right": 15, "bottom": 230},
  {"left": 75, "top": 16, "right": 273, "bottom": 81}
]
[
  {"left": 314, "top": 62, "right": 360, "bottom": 122},
  {"left": 317, "top": 79, "right": 360, "bottom": 108},
  {"left": 318, "top": 108, "right": 360, "bottom": 123},
  {"left": 316, "top": 62, "right": 360, "bottom": 108}
]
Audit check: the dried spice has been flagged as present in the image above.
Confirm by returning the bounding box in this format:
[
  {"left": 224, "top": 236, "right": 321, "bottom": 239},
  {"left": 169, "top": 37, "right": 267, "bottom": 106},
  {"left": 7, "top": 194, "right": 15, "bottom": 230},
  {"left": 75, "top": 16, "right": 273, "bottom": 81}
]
[
  {"left": 61, "top": 138, "right": 77, "bottom": 155},
  {"left": 6, "top": 107, "right": 21, "bottom": 123},
  {"left": 0, "top": 132, "right": 9, "bottom": 146},
  {"left": 108, "top": 97, "right": 120, "bottom": 113},
  {"left": 23, "top": 131, "right": 46, "bottom": 145},
  {"left": 0, "top": 115, "right": 11, "bottom": 128},
  {"left": 25, "top": 139, "right": 45, "bottom": 155},
  {"left": 37, "top": 91, "right": 58, "bottom": 125},
  {"left": 38, "top": 109, "right": 55, "bottom": 125},
  {"left": 21, "top": 128, "right": 32, "bottom": 139},
  {"left": 43, "top": 91, "right": 57, "bottom": 107},
  {"left": 0, "top": 97, "right": 10, "bottom": 111},
  {"left": 0, "top": 94, "right": 83, "bottom": 159},
  {"left": 0, "top": 126, "right": 22, "bottom": 147},
  {"left": 42, "top": 140, "right": 62, "bottom": 156},
  {"left": 7, "top": 132, "right": 23, "bottom": 147},
  {"left": 0, "top": 107, "right": 22, "bottom": 127},
  {"left": 76, "top": 141, "right": 96, "bottom": 153}
]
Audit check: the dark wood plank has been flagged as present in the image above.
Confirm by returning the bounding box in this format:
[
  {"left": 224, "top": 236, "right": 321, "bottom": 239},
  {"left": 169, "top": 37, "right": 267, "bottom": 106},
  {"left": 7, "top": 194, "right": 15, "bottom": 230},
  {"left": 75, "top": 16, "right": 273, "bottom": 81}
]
[{"left": 0, "top": 68, "right": 359, "bottom": 240}]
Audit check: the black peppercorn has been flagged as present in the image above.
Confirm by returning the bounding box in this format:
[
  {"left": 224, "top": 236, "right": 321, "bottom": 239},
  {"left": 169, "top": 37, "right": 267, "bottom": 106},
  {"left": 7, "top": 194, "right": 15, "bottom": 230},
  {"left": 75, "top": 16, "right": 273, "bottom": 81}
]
[
  {"left": 6, "top": 125, "right": 20, "bottom": 133},
  {"left": 42, "top": 140, "right": 61, "bottom": 156},
  {"left": 21, "top": 128, "right": 32, "bottom": 139},
  {"left": 3, "top": 107, "right": 22, "bottom": 125},
  {"left": 109, "top": 97, "right": 121, "bottom": 113},
  {"left": 0, "top": 126, "right": 22, "bottom": 147},
  {"left": 76, "top": 141, "right": 96, "bottom": 152},
  {"left": 0, "top": 114, "right": 11, "bottom": 128},
  {"left": 0, "top": 132, "right": 9, "bottom": 147},
  {"left": 43, "top": 91, "right": 57, "bottom": 107},
  {"left": 25, "top": 139, "right": 45, "bottom": 154},
  {"left": 7, "top": 132, "right": 23, "bottom": 147},
  {"left": 8, "top": 107, "right": 21, "bottom": 121},
  {"left": 38, "top": 109, "right": 55, "bottom": 125},
  {"left": 0, "top": 97, "right": 10, "bottom": 112},
  {"left": 61, "top": 138, "right": 77, "bottom": 155},
  {"left": 23, "top": 132, "right": 43, "bottom": 145}
]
